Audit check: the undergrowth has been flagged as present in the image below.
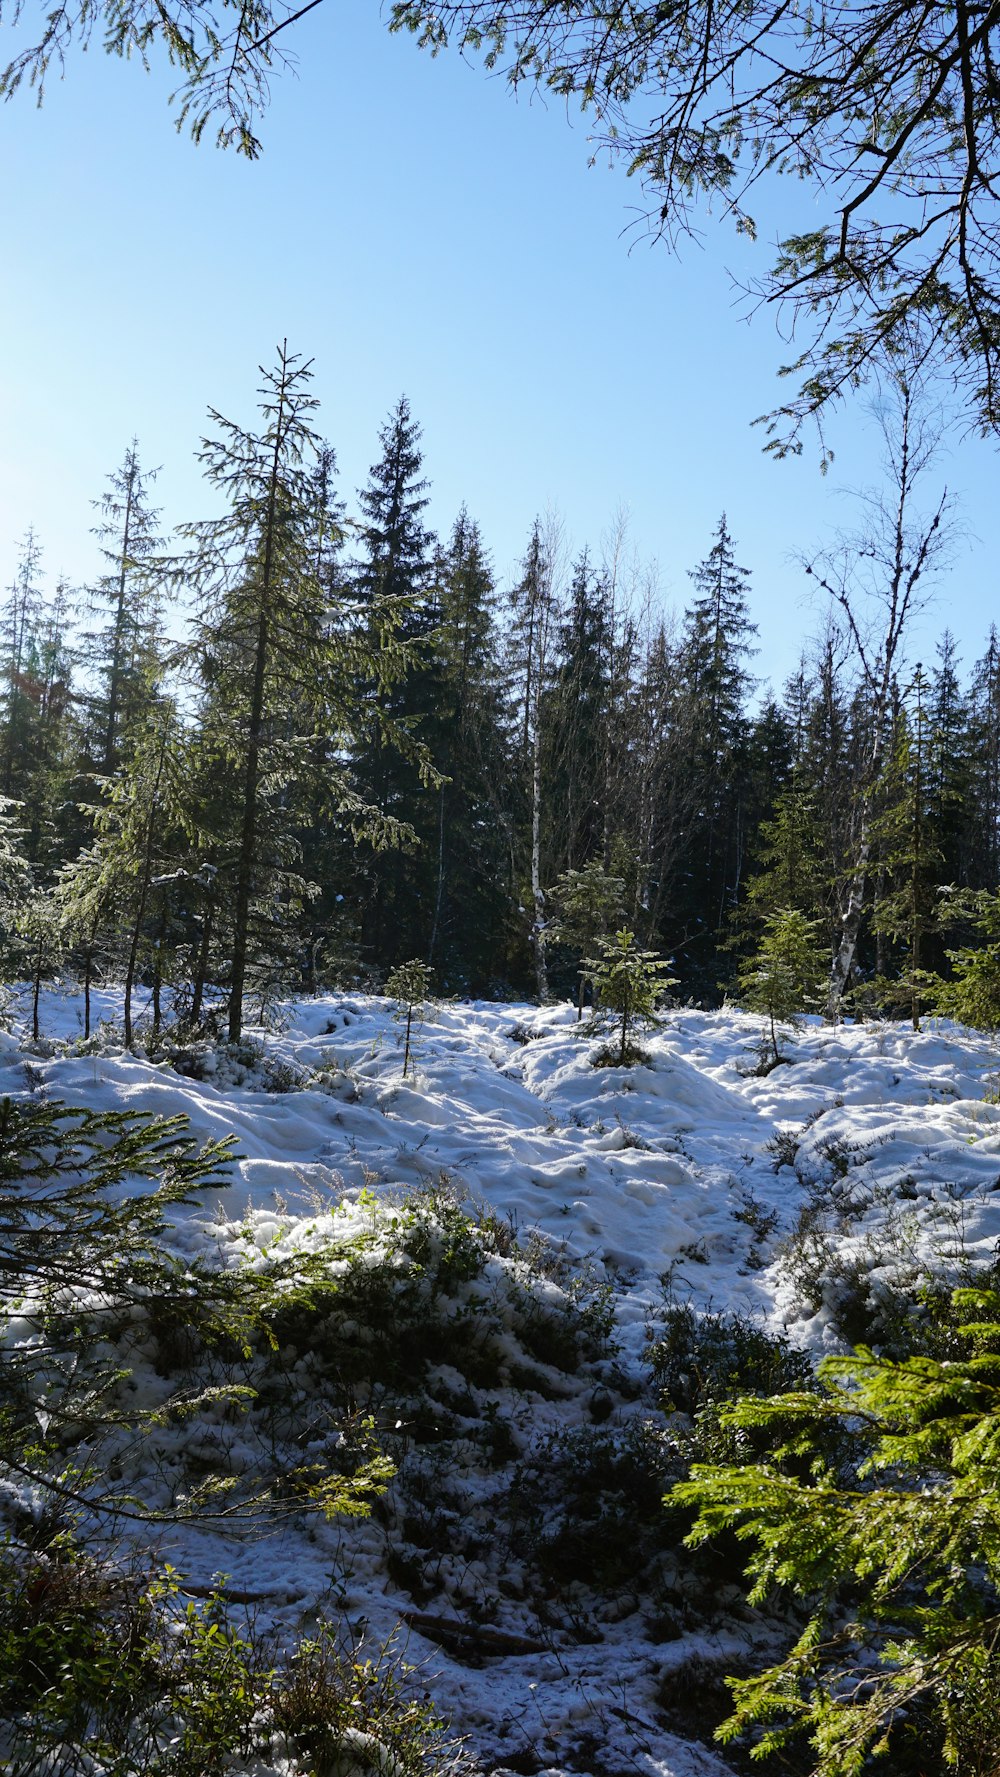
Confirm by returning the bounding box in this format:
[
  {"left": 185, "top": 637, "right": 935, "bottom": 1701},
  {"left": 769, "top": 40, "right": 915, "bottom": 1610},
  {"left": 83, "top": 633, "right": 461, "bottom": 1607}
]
[{"left": 0, "top": 1538, "right": 469, "bottom": 1776}]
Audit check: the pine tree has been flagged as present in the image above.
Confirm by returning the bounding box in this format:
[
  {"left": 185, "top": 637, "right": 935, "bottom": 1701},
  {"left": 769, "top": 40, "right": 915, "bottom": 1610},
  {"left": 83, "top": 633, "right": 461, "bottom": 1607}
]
[
  {"left": 351, "top": 396, "right": 438, "bottom": 966},
  {"left": 83, "top": 440, "right": 165, "bottom": 776},
  {"left": 506, "top": 518, "right": 561, "bottom": 1000},
  {"left": 871, "top": 667, "right": 943, "bottom": 1029},
  {"left": 546, "top": 858, "right": 626, "bottom": 1017},
  {"left": 425, "top": 509, "right": 511, "bottom": 986},
  {"left": 673, "top": 516, "right": 758, "bottom": 988},
  {"left": 385, "top": 957, "right": 434, "bottom": 1075},
  {"left": 583, "top": 928, "right": 677, "bottom": 1065},
  {"left": 737, "top": 907, "right": 828, "bottom": 1064}
]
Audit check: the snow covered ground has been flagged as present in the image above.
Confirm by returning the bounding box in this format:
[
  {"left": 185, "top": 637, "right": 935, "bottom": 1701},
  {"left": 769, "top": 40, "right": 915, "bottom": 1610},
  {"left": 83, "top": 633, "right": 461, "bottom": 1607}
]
[{"left": 8, "top": 988, "right": 1000, "bottom": 1777}]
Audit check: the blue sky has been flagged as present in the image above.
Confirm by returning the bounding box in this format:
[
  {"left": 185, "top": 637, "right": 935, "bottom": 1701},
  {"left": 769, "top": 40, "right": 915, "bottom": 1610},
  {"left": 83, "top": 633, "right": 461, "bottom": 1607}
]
[{"left": 2, "top": 0, "right": 998, "bottom": 693}]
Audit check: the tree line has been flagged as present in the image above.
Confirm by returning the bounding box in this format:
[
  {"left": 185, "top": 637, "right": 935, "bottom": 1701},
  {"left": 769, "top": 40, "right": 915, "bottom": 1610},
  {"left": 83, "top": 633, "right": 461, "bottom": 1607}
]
[{"left": 5, "top": 347, "right": 1000, "bottom": 1038}]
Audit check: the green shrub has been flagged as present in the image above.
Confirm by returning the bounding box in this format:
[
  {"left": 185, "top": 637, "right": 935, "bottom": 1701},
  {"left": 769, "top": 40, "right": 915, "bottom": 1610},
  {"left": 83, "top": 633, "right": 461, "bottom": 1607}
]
[
  {"left": 648, "top": 1305, "right": 814, "bottom": 1418},
  {"left": 508, "top": 1419, "right": 680, "bottom": 1593},
  {"left": 0, "top": 1096, "right": 396, "bottom": 1535},
  {"left": 0, "top": 1540, "right": 469, "bottom": 1777},
  {"left": 672, "top": 1288, "right": 1000, "bottom": 1776}
]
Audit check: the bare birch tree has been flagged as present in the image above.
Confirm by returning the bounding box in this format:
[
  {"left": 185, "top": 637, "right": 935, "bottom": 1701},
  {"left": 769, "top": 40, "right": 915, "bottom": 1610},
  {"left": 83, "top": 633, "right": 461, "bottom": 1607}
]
[{"left": 805, "top": 381, "right": 954, "bottom": 1018}]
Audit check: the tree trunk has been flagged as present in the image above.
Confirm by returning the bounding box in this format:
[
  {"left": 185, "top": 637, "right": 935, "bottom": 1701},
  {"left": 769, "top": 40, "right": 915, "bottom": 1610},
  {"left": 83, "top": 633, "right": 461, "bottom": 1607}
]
[
  {"left": 191, "top": 902, "right": 214, "bottom": 1026},
  {"left": 103, "top": 471, "right": 134, "bottom": 775},
  {"left": 530, "top": 721, "right": 548, "bottom": 1002},
  {"left": 427, "top": 785, "right": 446, "bottom": 966},
  {"left": 228, "top": 372, "right": 290, "bottom": 1045},
  {"left": 124, "top": 734, "right": 168, "bottom": 1048}
]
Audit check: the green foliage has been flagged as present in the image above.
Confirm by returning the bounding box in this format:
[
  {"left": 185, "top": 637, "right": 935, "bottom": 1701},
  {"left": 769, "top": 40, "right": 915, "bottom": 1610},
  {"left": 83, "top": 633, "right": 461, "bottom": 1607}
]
[
  {"left": 583, "top": 927, "right": 677, "bottom": 1066},
  {"left": 263, "top": 1183, "right": 616, "bottom": 1408},
  {"left": 546, "top": 858, "right": 626, "bottom": 1017},
  {"left": 508, "top": 1419, "right": 679, "bottom": 1593},
  {"left": 672, "top": 1291, "right": 1000, "bottom": 1775},
  {"left": 743, "top": 777, "right": 829, "bottom": 925},
  {"left": 871, "top": 671, "right": 944, "bottom": 1031},
  {"left": 935, "top": 889, "right": 1000, "bottom": 1031},
  {"left": 737, "top": 906, "right": 828, "bottom": 1064},
  {"left": 386, "top": 956, "right": 435, "bottom": 1075},
  {"left": 0, "top": 1541, "right": 465, "bottom": 1776},
  {"left": 0, "top": 1095, "right": 399, "bottom": 1532},
  {"left": 648, "top": 1305, "right": 814, "bottom": 1421}
]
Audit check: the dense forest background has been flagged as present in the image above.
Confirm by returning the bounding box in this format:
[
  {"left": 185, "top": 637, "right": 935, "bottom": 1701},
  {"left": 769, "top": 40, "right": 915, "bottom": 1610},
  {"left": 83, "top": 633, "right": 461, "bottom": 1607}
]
[{"left": 5, "top": 349, "right": 996, "bottom": 1035}]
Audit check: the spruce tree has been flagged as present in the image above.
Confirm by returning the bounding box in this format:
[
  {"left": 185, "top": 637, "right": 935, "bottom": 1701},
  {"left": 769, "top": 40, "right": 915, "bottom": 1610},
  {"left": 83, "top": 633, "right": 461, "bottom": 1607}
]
[
  {"left": 543, "top": 550, "right": 611, "bottom": 874},
  {"left": 546, "top": 858, "right": 626, "bottom": 1018},
  {"left": 737, "top": 907, "right": 828, "bottom": 1064},
  {"left": 871, "top": 667, "right": 943, "bottom": 1029},
  {"left": 175, "top": 350, "right": 425, "bottom": 1038},
  {"left": 626, "top": 622, "right": 698, "bottom": 948},
  {"left": 0, "top": 528, "right": 44, "bottom": 801},
  {"left": 351, "top": 396, "right": 438, "bottom": 966},
  {"left": 425, "top": 509, "right": 511, "bottom": 986},
  {"left": 967, "top": 626, "right": 1000, "bottom": 888},
  {"left": 673, "top": 1291, "right": 1000, "bottom": 1775},
  {"left": 674, "top": 516, "right": 758, "bottom": 988},
  {"left": 506, "top": 518, "right": 560, "bottom": 1000},
  {"left": 928, "top": 630, "right": 971, "bottom": 889},
  {"left": 83, "top": 440, "right": 165, "bottom": 776},
  {"left": 583, "top": 928, "right": 677, "bottom": 1065}
]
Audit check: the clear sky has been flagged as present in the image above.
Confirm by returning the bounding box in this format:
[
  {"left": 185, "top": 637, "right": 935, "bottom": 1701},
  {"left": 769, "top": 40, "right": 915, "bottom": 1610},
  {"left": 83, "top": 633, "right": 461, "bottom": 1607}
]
[{"left": 2, "top": 0, "right": 998, "bottom": 694}]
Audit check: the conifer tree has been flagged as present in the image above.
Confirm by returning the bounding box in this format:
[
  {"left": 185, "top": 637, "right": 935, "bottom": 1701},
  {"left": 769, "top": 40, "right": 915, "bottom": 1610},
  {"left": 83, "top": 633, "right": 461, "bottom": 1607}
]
[
  {"left": 928, "top": 630, "right": 971, "bottom": 889},
  {"left": 967, "top": 626, "right": 1000, "bottom": 887},
  {"left": 543, "top": 550, "right": 611, "bottom": 874},
  {"left": 871, "top": 667, "right": 943, "bottom": 1029},
  {"left": 506, "top": 518, "right": 561, "bottom": 1000},
  {"left": 674, "top": 516, "right": 758, "bottom": 986},
  {"left": 737, "top": 907, "right": 828, "bottom": 1064},
  {"left": 0, "top": 528, "right": 44, "bottom": 801},
  {"left": 425, "top": 509, "right": 510, "bottom": 985},
  {"left": 744, "top": 776, "right": 829, "bottom": 927},
  {"left": 673, "top": 1290, "right": 1000, "bottom": 1776},
  {"left": 78, "top": 705, "right": 191, "bottom": 1046},
  {"left": 583, "top": 928, "right": 677, "bottom": 1065},
  {"left": 546, "top": 858, "right": 626, "bottom": 1018},
  {"left": 52, "top": 843, "right": 119, "bottom": 1039},
  {"left": 385, "top": 957, "right": 434, "bottom": 1075},
  {"left": 935, "top": 889, "right": 1000, "bottom": 1031},
  {"left": 84, "top": 440, "right": 165, "bottom": 776},
  {"left": 179, "top": 346, "right": 326, "bottom": 1040},
  {"left": 176, "top": 351, "right": 426, "bottom": 1037},
  {"left": 351, "top": 396, "right": 438, "bottom": 965},
  {"left": 626, "top": 621, "right": 698, "bottom": 948}
]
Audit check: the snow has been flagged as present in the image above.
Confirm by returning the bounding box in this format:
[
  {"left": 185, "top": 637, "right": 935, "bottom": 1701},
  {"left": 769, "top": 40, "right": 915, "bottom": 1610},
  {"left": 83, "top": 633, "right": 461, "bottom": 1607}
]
[{"left": 7, "top": 986, "right": 1000, "bottom": 1776}]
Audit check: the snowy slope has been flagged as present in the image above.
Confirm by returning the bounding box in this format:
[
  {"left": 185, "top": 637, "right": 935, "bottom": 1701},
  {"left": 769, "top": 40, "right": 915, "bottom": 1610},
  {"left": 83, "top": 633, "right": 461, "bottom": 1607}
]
[{"left": 8, "top": 989, "right": 1000, "bottom": 1777}]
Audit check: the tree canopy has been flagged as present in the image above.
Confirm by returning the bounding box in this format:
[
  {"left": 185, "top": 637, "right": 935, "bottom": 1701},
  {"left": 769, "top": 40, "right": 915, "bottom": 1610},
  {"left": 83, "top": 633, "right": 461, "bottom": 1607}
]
[{"left": 6, "top": 0, "right": 1000, "bottom": 442}]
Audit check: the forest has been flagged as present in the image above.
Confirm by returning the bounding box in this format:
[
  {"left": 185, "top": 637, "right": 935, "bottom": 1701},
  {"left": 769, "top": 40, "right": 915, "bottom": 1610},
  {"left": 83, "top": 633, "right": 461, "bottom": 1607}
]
[
  {"left": 10, "top": 344, "right": 1000, "bottom": 1777},
  {"left": 6, "top": 347, "right": 1000, "bottom": 1043}
]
